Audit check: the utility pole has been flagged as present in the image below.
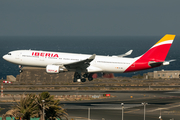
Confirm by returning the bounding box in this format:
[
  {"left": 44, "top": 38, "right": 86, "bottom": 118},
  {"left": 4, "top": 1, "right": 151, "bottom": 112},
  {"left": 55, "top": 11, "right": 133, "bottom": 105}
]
[
  {"left": 1, "top": 81, "right": 12, "bottom": 97},
  {"left": 142, "top": 102, "right": 148, "bottom": 120},
  {"left": 88, "top": 108, "right": 90, "bottom": 120},
  {"left": 121, "top": 103, "right": 124, "bottom": 120},
  {"left": 42, "top": 100, "right": 45, "bottom": 120},
  {"left": 159, "top": 109, "right": 162, "bottom": 120},
  {"left": 1, "top": 82, "right": 3, "bottom": 97}
]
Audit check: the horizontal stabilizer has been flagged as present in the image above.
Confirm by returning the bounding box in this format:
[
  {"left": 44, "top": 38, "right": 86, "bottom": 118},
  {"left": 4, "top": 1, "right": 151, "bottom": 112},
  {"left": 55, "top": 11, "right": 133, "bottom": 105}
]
[
  {"left": 163, "top": 59, "right": 176, "bottom": 66},
  {"left": 149, "top": 59, "right": 176, "bottom": 67}
]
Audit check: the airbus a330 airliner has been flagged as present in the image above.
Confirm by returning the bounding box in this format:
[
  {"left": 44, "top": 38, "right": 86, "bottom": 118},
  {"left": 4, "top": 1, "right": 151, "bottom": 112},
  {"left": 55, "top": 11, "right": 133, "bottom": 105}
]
[{"left": 3, "top": 34, "right": 176, "bottom": 82}]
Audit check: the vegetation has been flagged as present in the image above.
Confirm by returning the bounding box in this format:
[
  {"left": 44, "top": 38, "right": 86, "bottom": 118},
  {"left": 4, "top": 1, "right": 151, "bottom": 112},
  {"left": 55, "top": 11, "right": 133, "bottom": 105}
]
[
  {"left": 35, "top": 92, "right": 68, "bottom": 120},
  {"left": 45, "top": 99, "right": 67, "bottom": 120},
  {"left": 12, "top": 94, "right": 38, "bottom": 119},
  {"left": 4, "top": 92, "right": 68, "bottom": 120}
]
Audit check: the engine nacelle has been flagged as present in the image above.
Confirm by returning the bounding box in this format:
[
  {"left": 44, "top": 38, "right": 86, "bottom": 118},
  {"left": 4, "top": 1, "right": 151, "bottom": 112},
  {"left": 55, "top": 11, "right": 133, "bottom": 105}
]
[{"left": 46, "top": 65, "right": 60, "bottom": 73}]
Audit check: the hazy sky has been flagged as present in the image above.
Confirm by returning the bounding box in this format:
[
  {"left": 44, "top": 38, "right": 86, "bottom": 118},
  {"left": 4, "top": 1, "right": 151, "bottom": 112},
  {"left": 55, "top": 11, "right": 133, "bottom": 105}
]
[{"left": 0, "top": 0, "right": 180, "bottom": 36}]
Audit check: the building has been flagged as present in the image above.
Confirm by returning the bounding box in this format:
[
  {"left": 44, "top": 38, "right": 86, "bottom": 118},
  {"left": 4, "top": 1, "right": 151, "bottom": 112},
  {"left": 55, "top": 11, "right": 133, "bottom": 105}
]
[
  {"left": 16, "top": 67, "right": 74, "bottom": 84},
  {"left": 146, "top": 70, "right": 180, "bottom": 79}
]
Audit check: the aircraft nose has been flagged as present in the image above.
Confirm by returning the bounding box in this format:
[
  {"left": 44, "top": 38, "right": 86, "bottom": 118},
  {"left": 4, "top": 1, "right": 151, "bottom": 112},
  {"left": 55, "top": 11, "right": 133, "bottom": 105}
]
[{"left": 3, "top": 55, "right": 7, "bottom": 60}]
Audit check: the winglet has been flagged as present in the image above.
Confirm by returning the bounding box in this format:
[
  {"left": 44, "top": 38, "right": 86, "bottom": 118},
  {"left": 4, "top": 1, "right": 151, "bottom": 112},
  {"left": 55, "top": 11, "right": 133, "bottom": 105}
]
[
  {"left": 85, "top": 54, "right": 96, "bottom": 64},
  {"left": 118, "top": 50, "right": 133, "bottom": 57},
  {"left": 89, "top": 54, "right": 96, "bottom": 60},
  {"left": 125, "top": 50, "right": 133, "bottom": 55}
]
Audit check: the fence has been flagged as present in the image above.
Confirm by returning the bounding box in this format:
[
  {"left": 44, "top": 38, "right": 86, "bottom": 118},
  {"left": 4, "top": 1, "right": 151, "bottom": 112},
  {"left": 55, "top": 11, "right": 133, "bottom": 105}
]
[
  {"left": 0, "top": 117, "right": 105, "bottom": 120},
  {"left": 0, "top": 117, "right": 40, "bottom": 120}
]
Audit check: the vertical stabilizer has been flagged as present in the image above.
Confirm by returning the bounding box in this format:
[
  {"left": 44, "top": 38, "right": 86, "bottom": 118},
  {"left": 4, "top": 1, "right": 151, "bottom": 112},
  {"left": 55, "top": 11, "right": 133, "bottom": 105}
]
[
  {"left": 124, "top": 34, "right": 176, "bottom": 72},
  {"left": 141, "top": 34, "right": 175, "bottom": 61}
]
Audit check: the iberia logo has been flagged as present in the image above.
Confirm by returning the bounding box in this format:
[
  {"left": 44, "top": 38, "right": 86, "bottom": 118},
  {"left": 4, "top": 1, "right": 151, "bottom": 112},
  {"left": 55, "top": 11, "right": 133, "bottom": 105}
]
[
  {"left": 55, "top": 70, "right": 57, "bottom": 72},
  {"left": 32, "top": 52, "right": 59, "bottom": 58}
]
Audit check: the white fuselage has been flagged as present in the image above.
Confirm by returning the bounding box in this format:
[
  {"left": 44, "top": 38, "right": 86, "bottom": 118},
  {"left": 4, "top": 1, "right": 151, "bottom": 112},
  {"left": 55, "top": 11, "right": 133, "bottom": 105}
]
[
  {"left": 3, "top": 50, "right": 137, "bottom": 73},
  {"left": 2, "top": 34, "right": 176, "bottom": 82}
]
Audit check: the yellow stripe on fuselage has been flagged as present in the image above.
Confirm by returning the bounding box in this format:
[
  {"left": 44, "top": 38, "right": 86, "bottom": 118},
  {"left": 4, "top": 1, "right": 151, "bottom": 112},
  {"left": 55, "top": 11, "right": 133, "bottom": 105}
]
[{"left": 155, "top": 34, "right": 176, "bottom": 45}]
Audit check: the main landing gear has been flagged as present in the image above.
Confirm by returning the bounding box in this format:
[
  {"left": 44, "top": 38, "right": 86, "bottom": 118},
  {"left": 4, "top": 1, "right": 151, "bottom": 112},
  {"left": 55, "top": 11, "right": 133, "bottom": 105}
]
[
  {"left": 73, "top": 72, "right": 93, "bottom": 82},
  {"left": 19, "top": 65, "right": 23, "bottom": 73}
]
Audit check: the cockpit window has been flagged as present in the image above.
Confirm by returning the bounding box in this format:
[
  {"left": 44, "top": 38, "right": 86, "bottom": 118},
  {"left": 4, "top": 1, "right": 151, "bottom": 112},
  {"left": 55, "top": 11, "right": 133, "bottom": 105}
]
[{"left": 8, "top": 53, "right": 11, "bottom": 55}]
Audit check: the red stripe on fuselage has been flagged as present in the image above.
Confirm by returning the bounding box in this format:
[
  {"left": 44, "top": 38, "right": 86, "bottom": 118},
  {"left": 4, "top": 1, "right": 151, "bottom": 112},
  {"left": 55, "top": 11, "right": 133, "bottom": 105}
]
[{"left": 124, "top": 44, "right": 171, "bottom": 72}]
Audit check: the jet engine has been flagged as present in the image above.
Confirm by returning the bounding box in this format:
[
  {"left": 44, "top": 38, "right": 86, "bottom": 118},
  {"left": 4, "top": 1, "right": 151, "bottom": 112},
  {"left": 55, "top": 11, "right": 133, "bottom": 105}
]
[{"left": 46, "top": 65, "right": 60, "bottom": 73}]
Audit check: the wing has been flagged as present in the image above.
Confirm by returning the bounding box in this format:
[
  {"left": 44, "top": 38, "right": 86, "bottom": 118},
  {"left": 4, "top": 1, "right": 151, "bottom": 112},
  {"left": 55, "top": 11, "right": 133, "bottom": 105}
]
[{"left": 64, "top": 54, "right": 96, "bottom": 71}]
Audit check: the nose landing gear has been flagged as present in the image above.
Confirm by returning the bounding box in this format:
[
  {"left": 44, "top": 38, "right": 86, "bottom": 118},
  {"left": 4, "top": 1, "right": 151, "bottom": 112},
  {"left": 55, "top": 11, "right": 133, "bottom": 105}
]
[{"left": 19, "top": 65, "right": 23, "bottom": 73}]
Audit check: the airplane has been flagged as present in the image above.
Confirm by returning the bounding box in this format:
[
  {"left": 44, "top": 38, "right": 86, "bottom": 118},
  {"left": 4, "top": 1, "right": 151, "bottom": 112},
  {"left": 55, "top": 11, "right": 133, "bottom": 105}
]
[{"left": 3, "top": 34, "right": 176, "bottom": 82}]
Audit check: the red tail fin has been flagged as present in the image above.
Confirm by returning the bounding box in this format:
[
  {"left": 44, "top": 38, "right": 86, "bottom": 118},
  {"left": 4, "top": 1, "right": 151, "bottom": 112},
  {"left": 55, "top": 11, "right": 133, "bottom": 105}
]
[
  {"left": 125, "top": 34, "right": 176, "bottom": 72},
  {"left": 140, "top": 34, "right": 175, "bottom": 61}
]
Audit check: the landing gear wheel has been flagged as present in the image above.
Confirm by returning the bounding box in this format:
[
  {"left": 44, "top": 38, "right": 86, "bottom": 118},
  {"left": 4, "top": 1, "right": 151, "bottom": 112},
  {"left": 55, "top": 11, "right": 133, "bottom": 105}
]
[
  {"left": 76, "top": 75, "right": 81, "bottom": 79},
  {"left": 19, "top": 70, "right": 23, "bottom": 73},
  {"left": 74, "top": 72, "right": 81, "bottom": 79},
  {"left": 73, "top": 78, "right": 77, "bottom": 82},
  {"left": 88, "top": 73, "right": 94, "bottom": 81},
  {"left": 88, "top": 77, "right": 93, "bottom": 81},
  {"left": 83, "top": 74, "right": 88, "bottom": 78},
  {"left": 81, "top": 78, "right": 86, "bottom": 82}
]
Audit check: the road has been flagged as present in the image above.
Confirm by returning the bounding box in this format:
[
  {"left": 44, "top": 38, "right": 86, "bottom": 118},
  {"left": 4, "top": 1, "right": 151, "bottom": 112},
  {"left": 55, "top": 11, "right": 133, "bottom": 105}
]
[
  {"left": 3, "top": 84, "right": 180, "bottom": 89},
  {"left": 1, "top": 90, "right": 180, "bottom": 120}
]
